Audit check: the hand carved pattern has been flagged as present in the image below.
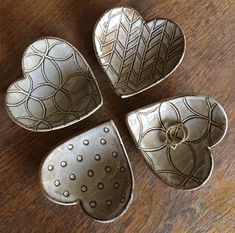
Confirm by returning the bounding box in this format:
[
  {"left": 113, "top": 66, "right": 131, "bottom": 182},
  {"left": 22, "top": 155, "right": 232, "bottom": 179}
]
[
  {"left": 5, "top": 37, "right": 102, "bottom": 131},
  {"left": 127, "top": 96, "right": 228, "bottom": 190},
  {"left": 94, "top": 7, "right": 185, "bottom": 97},
  {"left": 40, "top": 121, "right": 133, "bottom": 222}
]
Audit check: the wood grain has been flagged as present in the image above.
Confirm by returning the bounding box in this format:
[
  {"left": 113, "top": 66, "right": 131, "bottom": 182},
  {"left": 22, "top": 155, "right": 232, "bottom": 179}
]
[{"left": 0, "top": 0, "right": 234, "bottom": 232}]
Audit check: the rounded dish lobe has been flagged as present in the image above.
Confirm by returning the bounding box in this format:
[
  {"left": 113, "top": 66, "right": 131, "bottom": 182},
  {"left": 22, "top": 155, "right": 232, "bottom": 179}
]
[
  {"left": 94, "top": 7, "right": 185, "bottom": 97},
  {"left": 40, "top": 121, "right": 133, "bottom": 222},
  {"left": 126, "top": 95, "right": 227, "bottom": 190},
  {"left": 6, "top": 37, "right": 102, "bottom": 131}
]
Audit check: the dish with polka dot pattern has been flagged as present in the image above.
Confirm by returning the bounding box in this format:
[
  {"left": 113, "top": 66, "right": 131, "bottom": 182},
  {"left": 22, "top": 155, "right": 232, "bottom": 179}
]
[{"left": 40, "top": 120, "right": 134, "bottom": 222}]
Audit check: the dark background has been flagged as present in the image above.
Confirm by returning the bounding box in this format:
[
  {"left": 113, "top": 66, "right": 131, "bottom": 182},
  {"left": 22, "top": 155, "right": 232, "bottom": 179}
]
[{"left": 0, "top": 0, "right": 234, "bottom": 232}]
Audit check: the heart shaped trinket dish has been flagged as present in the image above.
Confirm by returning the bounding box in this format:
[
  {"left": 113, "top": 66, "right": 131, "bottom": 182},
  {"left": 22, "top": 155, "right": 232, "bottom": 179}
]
[
  {"left": 126, "top": 95, "right": 228, "bottom": 190},
  {"left": 5, "top": 37, "right": 103, "bottom": 132},
  {"left": 40, "top": 120, "right": 134, "bottom": 222},
  {"left": 93, "top": 7, "right": 185, "bottom": 98}
]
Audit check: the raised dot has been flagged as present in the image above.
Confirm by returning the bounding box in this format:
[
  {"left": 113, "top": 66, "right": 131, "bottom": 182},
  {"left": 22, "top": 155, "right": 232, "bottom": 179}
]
[
  {"left": 120, "top": 197, "right": 126, "bottom": 203},
  {"left": 61, "top": 161, "right": 67, "bottom": 167},
  {"left": 77, "top": 155, "right": 83, "bottom": 162},
  {"left": 87, "top": 170, "right": 94, "bottom": 177},
  {"left": 67, "top": 144, "right": 73, "bottom": 150},
  {"left": 69, "top": 174, "right": 76, "bottom": 181},
  {"left": 105, "top": 166, "right": 112, "bottom": 173},
  {"left": 114, "top": 182, "right": 119, "bottom": 189},
  {"left": 89, "top": 201, "right": 97, "bottom": 208},
  {"left": 54, "top": 180, "right": 60, "bottom": 187},
  {"left": 63, "top": 190, "right": 69, "bottom": 197},
  {"left": 97, "top": 183, "right": 104, "bottom": 190},
  {"left": 81, "top": 185, "right": 87, "bottom": 192},
  {"left": 106, "top": 200, "right": 112, "bottom": 207},
  {"left": 94, "top": 154, "right": 101, "bottom": 161},
  {"left": 104, "top": 127, "right": 109, "bottom": 133},
  {"left": 112, "top": 151, "right": 118, "bottom": 158},
  {"left": 100, "top": 139, "right": 106, "bottom": 145},
  {"left": 83, "top": 140, "right": 89, "bottom": 145},
  {"left": 120, "top": 166, "right": 126, "bottom": 172},
  {"left": 48, "top": 165, "right": 54, "bottom": 171},
  {"left": 126, "top": 181, "right": 131, "bottom": 186}
]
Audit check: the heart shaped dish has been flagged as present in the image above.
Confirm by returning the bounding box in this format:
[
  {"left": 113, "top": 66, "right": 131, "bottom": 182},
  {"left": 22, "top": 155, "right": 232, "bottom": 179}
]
[
  {"left": 5, "top": 37, "right": 103, "bottom": 132},
  {"left": 93, "top": 6, "right": 186, "bottom": 98},
  {"left": 126, "top": 95, "right": 228, "bottom": 190},
  {"left": 40, "top": 120, "right": 134, "bottom": 222}
]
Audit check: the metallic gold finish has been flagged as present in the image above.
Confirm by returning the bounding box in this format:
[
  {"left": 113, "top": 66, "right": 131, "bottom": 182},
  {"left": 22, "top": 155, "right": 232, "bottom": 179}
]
[
  {"left": 165, "top": 123, "right": 189, "bottom": 150},
  {"left": 40, "top": 120, "right": 134, "bottom": 223},
  {"left": 126, "top": 95, "right": 228, "bottom": 190},
  {"left": 5, "top": 37, "right": 103, "bottom": 131},
  {"left": 93, "top": 6, "right": 186, "bottom": 98}
]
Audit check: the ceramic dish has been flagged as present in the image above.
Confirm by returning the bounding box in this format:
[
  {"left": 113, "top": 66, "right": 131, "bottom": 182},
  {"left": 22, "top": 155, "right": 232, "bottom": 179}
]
[
  {"left": 93, "top": 6, "right": 186, "bottom": 98},
  {"left": 126, "top": 95, "right": 228, "bottom": 190},
  {"left": 40, "top": 120, "right": 134, "bottom": 222},
  {"left": 5, "top": 37, "right": 103, "bottom": 132}
]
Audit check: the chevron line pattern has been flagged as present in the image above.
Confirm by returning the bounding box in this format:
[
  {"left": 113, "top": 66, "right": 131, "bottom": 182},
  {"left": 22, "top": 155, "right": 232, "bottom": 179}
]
[{"left": 94, "top": 7, "right": 185, "bottom": 97}]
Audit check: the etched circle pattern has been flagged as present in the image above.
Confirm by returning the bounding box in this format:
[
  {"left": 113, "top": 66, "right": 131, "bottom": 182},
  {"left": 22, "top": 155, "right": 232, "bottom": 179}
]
[
  {"left": 127, "top": 96, "right": 227, "bottom": 189},
  {"left": 6, "top": 37, "right": 102, "bottom": 131}
]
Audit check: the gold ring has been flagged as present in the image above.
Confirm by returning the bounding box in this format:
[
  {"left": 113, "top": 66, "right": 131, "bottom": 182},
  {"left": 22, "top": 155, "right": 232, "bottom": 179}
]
[{"left": 165, "top": 123, "right": 189, "bottom": 149}]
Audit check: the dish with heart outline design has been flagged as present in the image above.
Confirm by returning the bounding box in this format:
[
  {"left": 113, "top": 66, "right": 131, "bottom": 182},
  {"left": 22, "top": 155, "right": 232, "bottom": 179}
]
[
  {"left": 40, "top": 120, "right": 134, "bottom": 222},
  {"left": 93, "top": 6, "right": 186, "bottom": 98},
  {"left": 126, "top": 95, "right": 228, "bottom": 190},
  {"left": 5, "top": 37, "right": 103, "bottom": 132}
]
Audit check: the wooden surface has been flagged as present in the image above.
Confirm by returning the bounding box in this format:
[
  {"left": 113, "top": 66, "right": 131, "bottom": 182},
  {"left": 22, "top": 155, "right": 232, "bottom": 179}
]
[{"left": 0, "top": 0, "right": 234, "bottom": 232}]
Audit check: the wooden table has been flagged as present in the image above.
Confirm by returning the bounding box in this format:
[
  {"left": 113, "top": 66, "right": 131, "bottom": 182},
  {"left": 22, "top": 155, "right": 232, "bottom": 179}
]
[{"left": 0, "top": 0, "right": 234, "bottom": 232}]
